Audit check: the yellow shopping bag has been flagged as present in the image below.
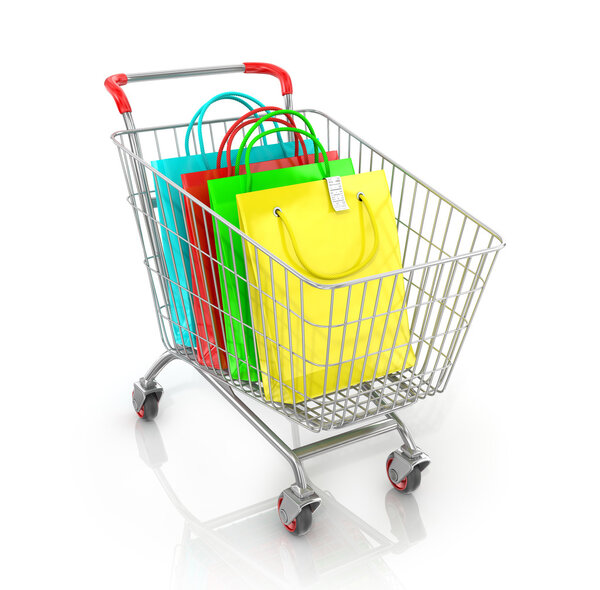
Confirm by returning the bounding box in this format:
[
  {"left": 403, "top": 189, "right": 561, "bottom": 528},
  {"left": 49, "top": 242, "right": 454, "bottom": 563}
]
[{"left": 236, "top": 169, "right": 416, "bottom": 403}]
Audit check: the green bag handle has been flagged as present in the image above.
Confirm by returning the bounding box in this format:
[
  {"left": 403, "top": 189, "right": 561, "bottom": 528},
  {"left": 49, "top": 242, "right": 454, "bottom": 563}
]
[
  {"left": 234, "top": 109, "right": 317, "bottom": 162},
  {"left": 234, "top": 110, "right": 327, "bottom": 179},
  {"left": 274, "top": 191, "right": 380, "bottom": 281},
  {"left": 236, "top": 127, "right": 331, "bottom": 190}
]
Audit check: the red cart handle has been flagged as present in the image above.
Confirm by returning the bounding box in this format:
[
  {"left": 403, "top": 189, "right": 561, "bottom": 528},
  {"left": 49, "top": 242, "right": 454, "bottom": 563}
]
[
  {"left": 104, "top": 73, "right": 130, "bottom": 114},
  {"left": 243, "top": 62, "right": 293, "bottom": 95},
  {"left": 104, "top": 62, "right": 293, "bottom": 115}
]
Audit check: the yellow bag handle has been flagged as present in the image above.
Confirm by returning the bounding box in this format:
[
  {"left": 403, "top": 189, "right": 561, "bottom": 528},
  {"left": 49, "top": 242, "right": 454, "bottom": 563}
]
[{"left": 274, "top": 192, "right": 380, "bottom": 281}]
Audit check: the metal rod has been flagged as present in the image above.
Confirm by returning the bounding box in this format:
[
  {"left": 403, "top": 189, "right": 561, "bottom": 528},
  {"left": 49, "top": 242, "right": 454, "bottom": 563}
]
[
  {"left": 127, "top": 65, "right": 245, "bottom": 83},
  {"left": 294, "top": 418, "right": 400, "bottom": 460},
  {"left": 143, "top": 350, "right": 178, "bottom": 384},
  {"left": 385, "top": 412, "right": 418, "bottom": 451}
]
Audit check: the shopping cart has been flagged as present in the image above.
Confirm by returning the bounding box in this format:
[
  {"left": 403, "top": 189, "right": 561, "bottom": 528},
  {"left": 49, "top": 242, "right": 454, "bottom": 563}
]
[{"left": 106, "top": 62, "right": 505, "bottom": 535}]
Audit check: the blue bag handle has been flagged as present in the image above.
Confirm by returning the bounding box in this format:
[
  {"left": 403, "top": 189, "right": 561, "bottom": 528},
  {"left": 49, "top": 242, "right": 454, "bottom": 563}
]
[
  {"left": 184, "top": 92, "right": 287, "bottom": 165},
  {"left": 184, "top": 92, "right": 263, "bottom": 157},
  {"left": 193, "top": 93, "right": 289, "bottom": 161}
]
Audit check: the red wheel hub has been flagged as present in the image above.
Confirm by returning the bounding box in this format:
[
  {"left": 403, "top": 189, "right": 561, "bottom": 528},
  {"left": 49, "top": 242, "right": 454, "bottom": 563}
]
[
  {"left": 277, "top": 497, "right": 297, "bottom": 532},
  {"left": 386, "top": 457, "right": 408, "bottom": 491}
]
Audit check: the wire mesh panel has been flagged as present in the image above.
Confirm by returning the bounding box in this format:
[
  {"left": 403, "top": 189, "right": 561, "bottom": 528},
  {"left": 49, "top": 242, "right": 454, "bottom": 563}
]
[{"left": 112, "top": 110, "right": 504, "bottom": 431}]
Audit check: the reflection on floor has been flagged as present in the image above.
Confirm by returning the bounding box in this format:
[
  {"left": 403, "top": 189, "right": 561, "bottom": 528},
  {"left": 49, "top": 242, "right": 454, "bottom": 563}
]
[{"left": 136, "top": 420, "right": 426, "bottom": 589}]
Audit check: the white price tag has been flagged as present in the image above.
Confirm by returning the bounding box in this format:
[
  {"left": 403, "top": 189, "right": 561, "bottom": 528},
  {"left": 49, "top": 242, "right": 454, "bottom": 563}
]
[{"left": 326, "top": 176, "right": 349, "bottom": 212}]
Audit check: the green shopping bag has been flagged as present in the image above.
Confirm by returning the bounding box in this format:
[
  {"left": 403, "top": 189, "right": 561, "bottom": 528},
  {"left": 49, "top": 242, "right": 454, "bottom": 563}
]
[{"left": 207, "top": 112, "right": 356, "bottom": 381}]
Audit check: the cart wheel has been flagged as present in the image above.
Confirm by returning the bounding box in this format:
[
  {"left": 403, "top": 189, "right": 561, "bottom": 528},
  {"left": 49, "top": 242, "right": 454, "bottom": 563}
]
[
  {"left": 133, "top": 392, "right": 159, "bottom": 421},
  {"left": 277, "top": 496, "right": 312, "bottom": 536},
  {"left": 386, "top": 455, "right": 421, "bottom": 493}
]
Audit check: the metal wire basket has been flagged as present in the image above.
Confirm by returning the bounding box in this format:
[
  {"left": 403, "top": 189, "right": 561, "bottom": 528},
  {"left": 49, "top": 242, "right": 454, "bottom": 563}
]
[{"left": 114, "top": 108, "right": 503, "bottom": 431}]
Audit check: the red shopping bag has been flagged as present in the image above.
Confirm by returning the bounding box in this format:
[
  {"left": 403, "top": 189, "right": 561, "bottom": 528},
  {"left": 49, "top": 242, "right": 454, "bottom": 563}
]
[{"left": 182, "top": 108, "right": 338, "bottom": 370}]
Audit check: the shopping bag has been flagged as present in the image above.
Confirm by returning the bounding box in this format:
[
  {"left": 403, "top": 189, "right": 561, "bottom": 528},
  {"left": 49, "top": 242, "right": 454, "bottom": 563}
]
[
  {"left": 151, "top": 92, "right": 307, "bottom": 348},
  {"left": 236, "top": 167, "right": 416, "bottom": 403},
  {"left": 207, "top": 113, "right": 355, "bottom": 381},
  {"left": 181, "top": 112, "right": 320, "bottom": 370}
]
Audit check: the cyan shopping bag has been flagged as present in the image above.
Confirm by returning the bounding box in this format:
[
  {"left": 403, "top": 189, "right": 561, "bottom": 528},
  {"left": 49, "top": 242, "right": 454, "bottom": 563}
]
[{"left": 151, "top": 92, "right": 313, "bottom": 346}]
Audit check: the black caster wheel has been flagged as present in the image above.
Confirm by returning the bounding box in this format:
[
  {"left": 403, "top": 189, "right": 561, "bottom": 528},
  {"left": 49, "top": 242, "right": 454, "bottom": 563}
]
[
  {"left": 386, "top": 454, "right": 422, "bottom": 494},
  {"left": 277, "top": 496, "right": 313, "bottom": 536},
  {"left": 133, "top": 391, "right": 159, "bottom": 421}
]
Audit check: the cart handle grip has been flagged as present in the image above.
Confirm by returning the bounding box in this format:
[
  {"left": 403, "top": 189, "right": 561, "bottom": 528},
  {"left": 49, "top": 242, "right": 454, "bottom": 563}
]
[{"left": 104, "top": 63, "right": 293, "bottom": 115}]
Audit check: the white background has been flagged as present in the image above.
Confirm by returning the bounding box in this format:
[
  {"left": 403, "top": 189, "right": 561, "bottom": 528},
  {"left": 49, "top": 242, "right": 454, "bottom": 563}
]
[{"left": 2, "top": 1, "right": 599, "bottom": 588}]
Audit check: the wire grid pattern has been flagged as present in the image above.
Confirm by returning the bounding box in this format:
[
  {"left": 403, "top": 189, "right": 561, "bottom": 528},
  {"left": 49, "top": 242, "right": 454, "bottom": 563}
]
[{"left": 112, "top": 110, "right": 504, "bottom": 431}]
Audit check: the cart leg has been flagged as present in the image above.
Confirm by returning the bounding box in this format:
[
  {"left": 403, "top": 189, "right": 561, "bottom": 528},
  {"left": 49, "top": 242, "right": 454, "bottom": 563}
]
[
  {"left": 132, "top": 350, "right": 177, "bottom": 419},
  {"left": 291, "top": 423, "right": 302, "bottom": 448},
  {"left": 386, "top": 412, "right": 420, "bottom": 453},
  {"left": 385, "top": 412, "right": 430, "bottom": 494},
  {"left": 142, "top": 350, "right": 179, "bottom": 383}
]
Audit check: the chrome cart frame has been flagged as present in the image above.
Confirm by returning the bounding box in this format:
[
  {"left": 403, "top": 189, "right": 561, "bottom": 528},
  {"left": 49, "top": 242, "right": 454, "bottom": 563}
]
[{"left": 106, "top": 63, "right": 504, "bottom": 535}]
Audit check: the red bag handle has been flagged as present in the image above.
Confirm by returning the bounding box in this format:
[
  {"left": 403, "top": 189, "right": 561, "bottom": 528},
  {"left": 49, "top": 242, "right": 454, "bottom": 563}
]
[
  {"left": 216, "top": 107, "right": 309, "bottom": 172},
  {"left": 218, "top": 116, "right": 309, "bottom": 174},
  {"left": 217, "top": 106, "right": 297, "bottom": 162}
]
